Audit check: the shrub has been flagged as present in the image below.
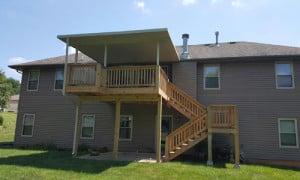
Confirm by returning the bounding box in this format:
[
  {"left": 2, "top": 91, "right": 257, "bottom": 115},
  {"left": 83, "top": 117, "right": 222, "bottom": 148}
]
[{"left": 0, "top": 115, "right": 3, "bottom": 126}]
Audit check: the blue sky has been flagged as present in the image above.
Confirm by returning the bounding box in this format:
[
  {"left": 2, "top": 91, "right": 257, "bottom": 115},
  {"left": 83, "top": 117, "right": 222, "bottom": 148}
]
[{"left": 1, "top": 0, "right": 299, "bottom": 80}]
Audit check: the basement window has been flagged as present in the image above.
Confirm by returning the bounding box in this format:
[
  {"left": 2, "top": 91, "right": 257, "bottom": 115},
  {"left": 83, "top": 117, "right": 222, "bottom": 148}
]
[
  {"left": 278, "top": 118, "right": 299, "bottom": 148},
  {"left": 204, "top": 64, "right": 220, "bottom": 90},
  {"left": 275, "top": 62, "right": 294, "bottom": 89},
  {"left": 81, "top": 114, "right": 95, "bottom": 139},
  {"left": 119, "top": 115, "right": 133, "bottom": 141},
  {"left": 22, "top": 114, "right": 35, "bottom": 137}
]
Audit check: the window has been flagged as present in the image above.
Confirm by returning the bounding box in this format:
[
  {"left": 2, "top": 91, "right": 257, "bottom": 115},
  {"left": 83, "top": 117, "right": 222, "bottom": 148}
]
[
  {"left": 204, "top": 64, "right": 220, "bottom": 89},
  {"left": 81, "top": 115, "right": 95, "bottom": 139},
  {"left": 119, "top": 115, "right": 133, "bottom": 141},
  {"left": 27, "top": 70, "right": 40, "bottom": 91},
  {"left": 278, "top": 118, "right": 298, "bottom": 148},
  {"left": 275, "top": 62, "right": 294, "bottom": 89},
  {"left": 54, "top": 68, "right": 64, "bottom": 90},
  {"left": 22, "top": 114, "right": 35, "bottom": 137}
]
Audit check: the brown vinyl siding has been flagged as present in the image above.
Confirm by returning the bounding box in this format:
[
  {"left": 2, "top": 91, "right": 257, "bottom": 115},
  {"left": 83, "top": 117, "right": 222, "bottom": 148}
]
[
  {"left": 14, "top": 56, "right": 300, "bottom": 162},
  {"left": 196, "top": 57, "right": 300, "bottom": 161}
]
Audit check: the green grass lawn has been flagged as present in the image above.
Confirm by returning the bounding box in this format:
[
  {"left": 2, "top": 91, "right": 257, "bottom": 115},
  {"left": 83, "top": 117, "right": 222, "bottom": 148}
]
[
  {"left": 0, "top": 112, "right": 16, "bottom": 142},
  {"left": 0, "top": 112, "right": 299, "bottom": 179},
  {"left": 0, "top": 148, "right": 299, "bottom": 180}
]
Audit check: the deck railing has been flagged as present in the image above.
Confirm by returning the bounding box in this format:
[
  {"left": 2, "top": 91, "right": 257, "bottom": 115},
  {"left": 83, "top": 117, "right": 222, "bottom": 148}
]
[
  {"left": 208, "top": 105, "right": 236, "bottom": 129},
  {"left": 67, "top": 64, "right": 159, "bottom": 89},
  {"left": 107, "top": 65, "right": 157, "bottom": 88},
  {"left": 68, "top": 64, "right": 96, "bottom": 86}
]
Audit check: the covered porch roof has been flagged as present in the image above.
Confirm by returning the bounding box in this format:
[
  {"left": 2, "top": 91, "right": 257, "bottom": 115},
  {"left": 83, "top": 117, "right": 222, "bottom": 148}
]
[{"left": 57, "top": 28, "right": 179, "bottom": 65}]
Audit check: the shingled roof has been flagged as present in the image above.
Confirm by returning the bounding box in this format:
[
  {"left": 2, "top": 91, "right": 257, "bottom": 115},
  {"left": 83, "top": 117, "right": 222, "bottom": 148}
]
[
  {"left": 176, "top": 41, "right": 300, "bottom": 60},
  {"left": 9, "top": 41, "right": 300, "bottom": 69}
]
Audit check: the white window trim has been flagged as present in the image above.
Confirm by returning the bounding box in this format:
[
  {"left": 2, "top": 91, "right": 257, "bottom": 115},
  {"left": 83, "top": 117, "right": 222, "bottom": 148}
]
[
  {"left": 80, "top": 114, "right": 95, "bottom": 140},
  {"left": 27, "top": 70, "right": 40, "bottom": 91},
  {"left": 203, "top": 64, "right": 221, "bottom": 90},
  {"left": 119, "top": 115, "right": 133, "bottom": 141},
  {"left": 278, "top": 118, "right": 299, "bottom": 148},
  {"left": 21, "top": 113, "right": 35, "bottom": 137},
  {"left": 275, "top": 61, "right": 295, "bottom": 89},
  {"left": 54, "top": 68, "right": 64, "bottom": 91}
]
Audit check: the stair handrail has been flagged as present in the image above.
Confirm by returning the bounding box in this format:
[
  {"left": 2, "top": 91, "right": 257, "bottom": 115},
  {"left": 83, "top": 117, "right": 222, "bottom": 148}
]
[{"left": 165, "top": 115, "right": 207, "bottom": 158}]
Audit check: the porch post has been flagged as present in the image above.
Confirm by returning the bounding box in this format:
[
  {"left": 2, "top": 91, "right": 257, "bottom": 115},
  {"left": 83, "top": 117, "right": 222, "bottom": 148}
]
[
  {"left": 156, "top": 96, "right": 162, "bottom": 162},
  {"left": 63, "top": 38, "right": 69, "bottom": 96},
  {"left": 156, "top": 42, "right": 160, "bottom": 65},
  {"left": 104, "top": 45, "right": 107, "bottom": 67},
  {"left": 72, "top": 99, "right": 81, "bottom": 156},
  {"left": 75, "top": 49, "right": 78, "bottom": 63},
  {"left": 113, "top": 99, "right": 121, "bottom": 160},
  {"left": 207, "top": 106, "right": 213, "bottom": 166},
  {"left": 234, "top": 107, "right": 240, "bottom": 168}
]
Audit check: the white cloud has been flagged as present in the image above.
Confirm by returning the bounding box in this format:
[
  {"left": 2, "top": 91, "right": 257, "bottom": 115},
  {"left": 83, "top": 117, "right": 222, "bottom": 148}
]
[
  {"left": 8, "top": 57, "right": 30, "bottom": 65},
  {"left": 134, "top": 0, "right": 151, "bottom": 14},
  {"left": 211, "top": 0, "right": 221, "bottom": 5},
  {"left": 180, "top": 0, "right": 197, "bottom": 6},
  {"left": 231, "top": 0, "right": 247, "bottom": 8}
]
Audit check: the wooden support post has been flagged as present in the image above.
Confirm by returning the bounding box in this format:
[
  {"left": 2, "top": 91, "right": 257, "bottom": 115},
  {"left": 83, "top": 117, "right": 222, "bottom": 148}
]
[
  {"left": 207, "top": 106, "right": 213, "bottom": 166},
  {"left": 113, "top": 99, "right": 121, "bottom": 160},
  {"left": 104, "top": 45, "right": 107, "bottom": 67},
  {"left": 75, "top": 49, "right": 78, "bottom": 63},
  {"left": 156, "top": 96, "right": 162, "bottom": 162},
  {"left": 72, "top": 99, "right": 81, "bottom": 156},
  {"left": 63, "top": 38, "right": 69, "bottom": 96},
  {"left": 234, "top": 107, "right": 240, "bottom": 168},
  {"left": 156, "top": 42, "right": 160, "bottom": 65}
]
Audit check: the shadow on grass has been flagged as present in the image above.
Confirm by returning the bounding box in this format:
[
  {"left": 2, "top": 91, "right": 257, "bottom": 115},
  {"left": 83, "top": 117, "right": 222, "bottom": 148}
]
[{"left": 0, "top": 147, "right": 130, "bottom": 174}]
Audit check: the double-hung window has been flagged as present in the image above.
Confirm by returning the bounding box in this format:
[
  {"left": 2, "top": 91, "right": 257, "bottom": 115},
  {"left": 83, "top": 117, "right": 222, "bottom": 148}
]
[
  {"left": 54, "top": 68, "right": 64, "bottom": 90},
  {"left": 275, "top": 62, "right": 294, "bottom": 89},
  {"left": 278, "top": 118, "right": 298, "bottom": 148},
  {"left": 27, "top": 70, "right": 40, "bottom": 91},
  {"left": 81, "top": 115, "right": 95, "bottom": 139},
  {"left": 204, "top": 64, "right": 220, "bottom": 89},
  {"left": 119, "top": 115, "right": 133, "bottom": 141},
  {"left": 22, "top": 114, "right": 35, "bottom": 137}
]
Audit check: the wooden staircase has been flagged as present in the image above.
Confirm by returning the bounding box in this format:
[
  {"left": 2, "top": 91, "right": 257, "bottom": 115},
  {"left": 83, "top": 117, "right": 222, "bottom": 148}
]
[{"left": 159, "top": 69, "right": 208, "bottom": 162}]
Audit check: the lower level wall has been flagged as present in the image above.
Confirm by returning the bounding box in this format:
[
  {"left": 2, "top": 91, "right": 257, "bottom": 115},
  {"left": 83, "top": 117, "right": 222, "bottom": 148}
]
[{"left": 14, "top": 95, "right": 185, "bottom": 153}]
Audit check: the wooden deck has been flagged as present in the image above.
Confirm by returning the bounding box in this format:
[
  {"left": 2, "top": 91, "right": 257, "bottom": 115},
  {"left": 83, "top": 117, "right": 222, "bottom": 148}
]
[{"left": 67, "top": 63, "right": 240, "bottom": 166}]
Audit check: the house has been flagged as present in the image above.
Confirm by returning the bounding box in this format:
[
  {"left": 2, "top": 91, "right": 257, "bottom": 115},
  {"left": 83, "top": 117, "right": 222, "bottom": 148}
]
[
  {"left": 7, "top": 95, "right": 19, "bottom": 112},
  {"left": 9, "top": 28, "right": 300, "bottom": 167}
]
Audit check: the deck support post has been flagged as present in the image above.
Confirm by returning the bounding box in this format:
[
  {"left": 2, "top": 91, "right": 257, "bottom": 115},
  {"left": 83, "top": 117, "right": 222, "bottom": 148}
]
[
  {"left": 75, "top": 49, "right": 78, "bottom": 63},
  {"left": 156, "top": 42, "right": 160, "bottom": 65},
  {"left": 207, "top": 133, "right": 213, "bottom": 166},
  {"left": 113, "top": 99, "right": 121, "bottom": 160},
  {"left": 72, "top": 99, "right": 81, "bottom": 156},
  {"left": 207, "top": 106, "right": 213, "bottom": 166},
  {"left": 155, "top": 96, "right": 162, "bottom": 162},
  {"left": 63, "top": 38, "right": 69, "bottom": 96},
  {"left": 104, "top": 45, "right": 107, "bottom": 67},
  {"left": 234, "top": 107, "right": 240, "bottom": 168}
]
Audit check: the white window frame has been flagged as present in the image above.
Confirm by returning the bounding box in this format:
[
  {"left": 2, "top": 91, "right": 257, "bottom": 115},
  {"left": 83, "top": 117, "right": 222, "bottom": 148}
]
[
  {"left": 21, "top": 113, "right": 35, "bottom": 137},
  {"left": 80, "top": 114, "right": 95, "bottom": 140},
  {"left": 119, "top": 115, "right": 133, "bottom": 141},
  {"left": 54, "top": 68, "right": 64, "bottom": 91},
  {"left": 203, "top": 64, "right": 221, "bottom": 90},
  {"left": 275, "top": 61, "right": 295, "bottom": 89},
  {"left": 27, "top": 70, "right": 40, "bottom": 91},
  {"left": 278, "top": 118, "right": 299, "bottom": 148}
]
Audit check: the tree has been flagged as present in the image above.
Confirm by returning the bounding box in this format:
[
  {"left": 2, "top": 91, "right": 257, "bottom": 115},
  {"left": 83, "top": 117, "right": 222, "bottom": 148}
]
[
  {"left": 6, "top": 78, "right": 20, "bottom": 95},
  {"left": 0, "top": 70, "right": 19, "bottom": 110}
]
